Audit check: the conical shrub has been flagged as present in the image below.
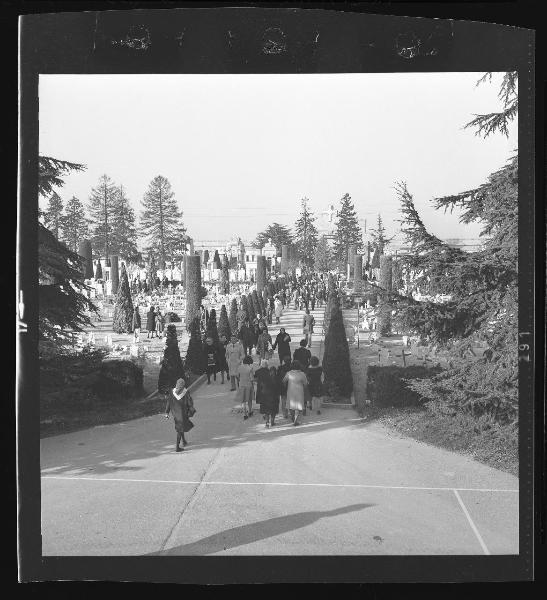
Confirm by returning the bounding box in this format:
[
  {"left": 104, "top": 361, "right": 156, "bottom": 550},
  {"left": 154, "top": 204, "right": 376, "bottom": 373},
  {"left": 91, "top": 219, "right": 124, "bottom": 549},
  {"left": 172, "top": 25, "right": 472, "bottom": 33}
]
[
  {"left": 218, "top": 304, "right": 231, "bottom": 341},
  {"left": 322, "top": 306, "right": 353, "bottom": 399},
  {"left": 247, "top": 293, "right": 256, "bottom": 321},
  {"left": 184, "top": 316, "right": 205, "bottom": 374},
  {"left": 158, "top": 324, "right": 186, "bottom": 391},
  {"left": 229, "top": 298, "right": 238, "bottom": 333},
  {"left": 112, "top": 263, "right": 134, "bottom": 333},
  {"left": 205, "top": 308, "right": 219, "bottom": 342}
]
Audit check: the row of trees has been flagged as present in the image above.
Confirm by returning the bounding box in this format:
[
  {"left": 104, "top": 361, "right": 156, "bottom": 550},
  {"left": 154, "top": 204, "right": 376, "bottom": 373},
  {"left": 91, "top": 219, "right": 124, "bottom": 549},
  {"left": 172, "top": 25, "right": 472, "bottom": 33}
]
[
  {"left": 253, "top": 196, "right": 392, "bottom": 272},
  {"left": 42, "top": 174, "right": 188, "bottom": 269}
]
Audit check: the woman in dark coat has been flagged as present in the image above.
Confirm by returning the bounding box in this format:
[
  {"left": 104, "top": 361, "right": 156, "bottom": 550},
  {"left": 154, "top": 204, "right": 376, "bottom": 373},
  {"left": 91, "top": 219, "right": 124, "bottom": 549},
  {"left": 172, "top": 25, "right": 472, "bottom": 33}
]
[
  {"left": 255, "top": 360, "right": 278, "bottom": 428},
  {"left": 272, "top": 327, "right": 291, "bottom": 364},
  {"left": 164, "top": 378, "right": 196, "bottom": 452},
  {"left": 146, "top": 306, "right": 156, "bottom": 338}
]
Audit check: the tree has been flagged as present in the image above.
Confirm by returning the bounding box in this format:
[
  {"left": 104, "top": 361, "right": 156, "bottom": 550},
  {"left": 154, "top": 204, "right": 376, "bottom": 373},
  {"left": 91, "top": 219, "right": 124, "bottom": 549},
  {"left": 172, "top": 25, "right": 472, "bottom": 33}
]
[
  {"left": 158, "top": 324, "right": 186, "bottom": 391},
  {"left": 61, "top": 195, "right": 88, "bottom": 253},
  {"left": 239, "top": 295, "right": 250, "bottom": 323},
  {"left": 369, "top": 214, "right": 393, "bottom": 254},
  {"left": 166, "top": 223, "right": 189, "bottom": 266},
  {"left": 333, "top": 193, "right": 363, "bottom": 266},
  {"left": 203, "top": 249, "right": 210, "bottom": 265},
  {"left": 213, "top": 250, "right": 221, "bottom": 269},
  {"left": 229, "top": 298, "right": 238, "bottom": 333},
  {"left": 220, "top": 255, "right": 230, "bottom": 294},
  {"left": 294, "top": 198, "right": 319, "bottom": 268},
  {"left": 247, "top": 293, "right": 256, "bottom": 321},
  {"left": 322, "top": 306, "right": 353, "bottom": 399},
  {"left": 38, "top": 156, "right": 95, "bottom": 348},
  {"left": 253, "top": 223, "right": 293, "bottom": 252},
  {"left": 314, "top": 235, "right": 333, "bottom": 272},
  {"left": 95, "top": 261, "right": 103, "bottom": 279},
  {"left": 88, "top": 174, "right": 117, "bottom": 260},
  {"left": 140, "top": 175, "right": 183, "bottom": 268},
  {"left": 184, "top": 317, "right": 205, "bottom": 374},
  {"left": 218, "top": 305, "right": 232, "bottom": 341},
  {"left": 112, "top": 263, "right": 134, "bottom": 333},
  {"left": 251, "top": 290, "right": 262, "bottom": 317},
  {"left": 43, "top": 192, "right": 64, "bottom": 239},
  {"left": 205, "top": 308, "right": 219, "bottom": 342},
  {"left": 111, "top": 184, "right": 138, "bottom": 260}
]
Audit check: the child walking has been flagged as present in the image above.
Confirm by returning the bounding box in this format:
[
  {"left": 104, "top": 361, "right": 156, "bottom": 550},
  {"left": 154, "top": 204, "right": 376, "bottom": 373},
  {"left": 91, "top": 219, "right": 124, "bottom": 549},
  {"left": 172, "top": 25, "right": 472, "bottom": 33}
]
[{"left": 307, "top": 355, "right": 323, "bottom": 415}]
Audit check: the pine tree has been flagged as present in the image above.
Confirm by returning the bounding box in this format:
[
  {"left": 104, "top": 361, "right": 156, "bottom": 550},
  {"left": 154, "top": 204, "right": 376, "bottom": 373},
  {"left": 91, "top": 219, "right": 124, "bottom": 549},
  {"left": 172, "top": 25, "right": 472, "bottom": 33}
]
[
  {"left": 253, "top": 223, "right": 293, "bottom": 252},
  {"left": 112, "top": 263, "right": 134, "bottom": 333},
  {"left": 166, "top": 223, "right": 189, "bottom": 266},
  {"left": 369, "top": 214, "right": 393, "bottom": 254},
  {"left": 333, "top": 193, "right": 363, "bottom": 265},
  {"left": 229, "top": 298, "right": 238, "bottom": 333},
  {"left": 314, "top": 235, "right": 332, "bottom": 272},
  {"left": 322, "top": 306, "right": 353, "bottom": 399},
  {"left": 294, "top": 198, "right": 319, "bottom": 268},
  {"left": 185, "top": 316, "right": 205, "bottom": 374},
  {"left": 140, "top": 175, "right": 182, "bottom": 269},
  {"left": 218, "top": 305, "right": 232, "bottom": 341},
  {"left": 88, "top": 174, "right": 118, "bottom": 260},
  {"left": 60, "top": 195, "right": 88, "bottom": 253},
  {"left": 43, "top": 191, "right": 64, "bottom": 239},
  {"left": 205, "top": 308, "right": 219, "bottom": 342},
  {"left": 111, "top": 184, "right": 138, "bottom": 260}
]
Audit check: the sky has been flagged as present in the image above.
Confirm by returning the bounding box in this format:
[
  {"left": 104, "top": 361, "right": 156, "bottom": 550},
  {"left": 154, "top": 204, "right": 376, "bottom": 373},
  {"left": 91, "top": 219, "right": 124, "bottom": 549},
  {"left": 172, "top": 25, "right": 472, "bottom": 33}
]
[{"left": 38, "top": 72, "right": 517, "bottom": 246}]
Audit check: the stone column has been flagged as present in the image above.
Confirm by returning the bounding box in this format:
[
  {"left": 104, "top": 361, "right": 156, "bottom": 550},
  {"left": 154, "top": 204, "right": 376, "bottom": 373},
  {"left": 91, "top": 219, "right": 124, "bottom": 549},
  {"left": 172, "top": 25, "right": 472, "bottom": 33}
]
[
  {"left": 256, "top": 255, "right": 267, "bottom": 293},
  {"left": 78, "top": 239, "right": 94, "bottom": 279},
  {"left": 185, "top": 254, "right": 202, "bottom": 330},
  {"left": 109, "top": 255, "right": 119, "bottom": 295},
  {"left": 281, "top": 244, "right": 289, "bottom": 274}
]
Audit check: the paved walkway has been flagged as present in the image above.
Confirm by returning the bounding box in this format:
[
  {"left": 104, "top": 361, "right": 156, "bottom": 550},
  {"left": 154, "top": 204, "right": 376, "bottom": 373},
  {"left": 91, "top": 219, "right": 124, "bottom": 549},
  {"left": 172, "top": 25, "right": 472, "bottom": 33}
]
[{"left": 40, "top": 304, "right": 519, "bottom": 556}]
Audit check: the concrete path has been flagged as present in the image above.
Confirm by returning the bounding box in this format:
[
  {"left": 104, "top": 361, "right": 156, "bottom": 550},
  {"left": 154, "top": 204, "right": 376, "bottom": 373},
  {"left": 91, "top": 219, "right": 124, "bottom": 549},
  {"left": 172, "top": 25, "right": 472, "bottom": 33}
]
[{"left": 40, "top": 304, "right": 518, "bottom": 556}]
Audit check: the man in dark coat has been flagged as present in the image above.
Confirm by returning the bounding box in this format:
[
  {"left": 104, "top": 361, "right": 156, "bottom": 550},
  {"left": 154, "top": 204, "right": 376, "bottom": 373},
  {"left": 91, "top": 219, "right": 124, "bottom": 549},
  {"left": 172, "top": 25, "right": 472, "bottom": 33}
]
[
  {"left": 164, "top": 378, "right": 195, "bottom": 452},
  {"left": 216, "top": 334, "right": 229, "bottom": 385},
  {"left": 239, "top": 320, "right": 255, "bottom": 356},
  {"left": 272, "top": 327, "right": 291, "bottom": 365},
  {"left": 146, "top": 306, "right": 156, "bottom": 338},
  {"left": 203, "top": 337, "right": 219, "bottom": 384},
  {"left": 255, "top": 360, "right": 278, "bottom": 428},
  {"left": 293, "top": 339, "right": 311, "bottom": 370}
]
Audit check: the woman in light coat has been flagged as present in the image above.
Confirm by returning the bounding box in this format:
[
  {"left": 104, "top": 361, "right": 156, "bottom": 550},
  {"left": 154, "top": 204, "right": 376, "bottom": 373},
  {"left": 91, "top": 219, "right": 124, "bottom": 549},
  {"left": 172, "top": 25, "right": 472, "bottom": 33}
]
[
  {"left": 282, "top": 362, "right": 309, "bottom": 426},
  {"left": 274, "top": 297, "right": 283, "bottom": 324},
  {"left": 226, "top": 334, "right": 245, "bottom": 391}
]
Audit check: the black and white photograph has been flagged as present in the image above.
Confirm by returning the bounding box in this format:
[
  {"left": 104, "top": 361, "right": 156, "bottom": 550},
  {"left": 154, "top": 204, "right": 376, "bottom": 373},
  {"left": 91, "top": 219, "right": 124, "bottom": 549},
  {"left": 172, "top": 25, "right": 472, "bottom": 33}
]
[{"left": 17, "top": 6, "right": 537, "bottom": 584}]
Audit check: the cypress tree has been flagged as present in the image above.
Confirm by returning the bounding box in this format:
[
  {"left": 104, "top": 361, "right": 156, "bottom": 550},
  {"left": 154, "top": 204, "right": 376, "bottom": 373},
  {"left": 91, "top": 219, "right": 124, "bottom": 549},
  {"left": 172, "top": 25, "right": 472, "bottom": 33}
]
[
  {"left": 221, "top": 255, "right": 230, "bottom": 294},
  {"left": 95, "top": 261, "right": 103, "bottom": 279},
  {"left": 378, "top": 255, "right": 393, "bottom": 336},
  {"left": 158, "top": 324, "right": 186, "bottom": 391},
  {"left": 184, "top": 316, "right": 205, "bottom": 375},
  {"left": 229, "top": 297, "right": 238, "bottom": 333},
  {"left": 205, "top": 308, "right": 219, "bottom": 342},
  {"left": 240, "top": 295, "right": 250, "bottom": 323},
  {"left": 252, "top": 290, "right": 262, "bottom": 317},
  {"left": 213, "top": 250, "right": 221, "bottom": 270},
  {"left": 323, "top": 289, "right": 340, "bottom": 333},
  {"left": 203, "top": 249, "right": 210, "bottom": 265},
  {"left": 112, "top": 263, "right": 134, "bottom": 333},
  {"left": 322, "top": 306, "right": 353, "bottom": 399},
  {"left": 247, "top": 293, "right": 256, "bottom": 321},
  {"left": 218, "top": 304, "right": 232, "bottom": 341}
]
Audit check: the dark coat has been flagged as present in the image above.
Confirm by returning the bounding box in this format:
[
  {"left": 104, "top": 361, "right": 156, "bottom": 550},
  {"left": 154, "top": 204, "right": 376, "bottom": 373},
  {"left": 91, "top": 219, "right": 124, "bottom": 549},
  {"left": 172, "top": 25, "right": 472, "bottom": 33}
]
[
  {"left": 238, "top": 324, "right": 255, "bottom": 346},
  {"left": 146, "top": 309, "right": 156, "bottom": 331},
  {"left": 203, "top": 343, "right": 219, "bottom": 372},
  {"left": 157, "top": 361, "right": 186, "bottom": 395},
  {"left": 293, "top": 346, "right": 311, "bottom": 369},
  {"left": 255, "top": 367, "right": 278, "bottom": 414},
  {"left": 165, "top": 389, "right": 195, "bottom": 433},
  {"left": 273, "top": 332, "right": 291, "bottom": 358},
  {"left": 307, "top": 365, "right": 323, "bottom": 397},
  {"left": 216, "top": 340, "right": 228, "bottom": 371}
]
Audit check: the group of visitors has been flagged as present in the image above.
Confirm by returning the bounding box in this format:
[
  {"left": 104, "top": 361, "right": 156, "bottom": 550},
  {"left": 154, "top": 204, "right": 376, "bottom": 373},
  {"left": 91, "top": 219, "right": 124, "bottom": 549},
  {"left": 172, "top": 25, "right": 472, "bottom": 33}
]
[{"left": 131, "top": 304, "right": 175, "bottom": 343}]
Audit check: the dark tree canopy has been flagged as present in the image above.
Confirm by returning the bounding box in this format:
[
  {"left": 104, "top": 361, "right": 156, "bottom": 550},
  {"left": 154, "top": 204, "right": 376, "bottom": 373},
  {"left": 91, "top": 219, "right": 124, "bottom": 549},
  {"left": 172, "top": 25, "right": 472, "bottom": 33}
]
[
  {"left": 112, "top": 263, "right": 134, "bottom": 333},
  {"left": 253, "top": 223, "right": 293, "bottom": 252},
  {"left": 333, "top": 193, "right": 363, "bottom": 265}
]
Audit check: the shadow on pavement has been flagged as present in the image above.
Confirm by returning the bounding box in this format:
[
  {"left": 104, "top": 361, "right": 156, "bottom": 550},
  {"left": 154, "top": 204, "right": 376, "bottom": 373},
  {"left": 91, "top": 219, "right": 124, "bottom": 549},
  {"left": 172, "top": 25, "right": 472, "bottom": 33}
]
[{"left": 154, "top": 503, "right": 375, "bottom": 555}]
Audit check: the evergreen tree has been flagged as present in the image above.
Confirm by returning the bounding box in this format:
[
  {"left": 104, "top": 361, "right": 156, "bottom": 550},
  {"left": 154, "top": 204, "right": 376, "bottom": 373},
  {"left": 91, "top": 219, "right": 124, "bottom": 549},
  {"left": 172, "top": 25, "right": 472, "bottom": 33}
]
[
  {"left": 251, "top": 290, "right": 262, "bottom": 317},
  {"left": 111, "top": 184, "right": 138, "bottom": 260},
  {"left": 203, "top": 249, "right": 210, "bottom": 265},
  {"left": 247, "top": 293, "right": 256, "bottom": 321},
  {"left": 229, "top": 298, "right": 238, "bottom": 333},
  {"left": 220, "top": 255, "right": 230, "bottom": 294},
  {"left": 205, "top": 308, "right": 219, "bottom": 342},
  {"left": 88, "top": 174, "right": 117, "bottom": 260},
  {"left": 322, "top": 306, "right": 353, "bottom": 398},
  {"left": 166, "top": 223, "right": 189, "bottom": 266},
  {"left": 213, "top": 250, "right": 221, "bottom": 269},
  {"left": 323, "top": 288, "right": 340, "bottom": 333},
  {"left": 218, "top": 305, "right": 232, "bottom": 340},
  {"left": 184, "top": 317, "right": 205, "bottom": 374},
  {"left": 140, "top": 175, "right": 182, "bottom": 268},
  {"left": 240, "top": 295, "right": 250, "bottom": 323},
  {"left": 253, "top": 223, "right": 293, "bottom": 252},
  {"left": 43, "top": 191, "right": 64, "bottom": 239},
  {"left": 369, "top": 214, "right": 393, "bottom": 254},
  {"left": 95, "top": 261, "right": 103, "bottom": 279},
  {"left": 314, "top": 235, "right": 332, "bottom": 272},
  {"left": 333, "top": 193, "right": 363, "bottom": 265},
  {"left": 158, "top": 324, "right": 186, "bottom": 392},
  {"left": 61, "top": 195, "right": 88, "bottom": 253},
  {"left": 112, "top": 263, "right": 134, "bottom": 333},
  {"left": 294, "top": 197, "right": 319, "bottom": 268}
]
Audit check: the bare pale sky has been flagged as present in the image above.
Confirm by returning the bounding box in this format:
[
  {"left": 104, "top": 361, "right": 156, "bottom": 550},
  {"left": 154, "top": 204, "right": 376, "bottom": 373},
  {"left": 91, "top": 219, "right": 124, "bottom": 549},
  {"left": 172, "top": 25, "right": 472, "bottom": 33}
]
[{"left": 38, "top": 73, "right": 516, "bottom": 245}]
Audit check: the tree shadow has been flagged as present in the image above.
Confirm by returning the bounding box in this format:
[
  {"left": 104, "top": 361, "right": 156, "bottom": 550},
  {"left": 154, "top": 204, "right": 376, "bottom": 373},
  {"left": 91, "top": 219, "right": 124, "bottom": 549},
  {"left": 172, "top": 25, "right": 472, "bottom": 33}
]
[{"left": 154, "top": 503, "right": 375, "bottom": 555}]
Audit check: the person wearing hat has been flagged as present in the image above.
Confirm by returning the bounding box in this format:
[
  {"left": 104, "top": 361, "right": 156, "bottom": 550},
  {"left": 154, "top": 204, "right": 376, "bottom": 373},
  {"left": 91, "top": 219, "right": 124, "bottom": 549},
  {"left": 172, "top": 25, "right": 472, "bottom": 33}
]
[
  {"left": 226, "top": 334, "right": 245, "bottom": 391},
  {"left": 203, "top": 336, "right": 219, "bottom": 384},
  {"left": 164, "top": 378, "right": 196, "bottom": 452}
]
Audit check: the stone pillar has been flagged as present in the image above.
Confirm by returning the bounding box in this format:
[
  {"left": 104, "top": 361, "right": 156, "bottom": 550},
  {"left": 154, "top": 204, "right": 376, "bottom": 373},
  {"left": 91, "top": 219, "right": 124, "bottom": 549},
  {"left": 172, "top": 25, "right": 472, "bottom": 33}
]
[
  {"left": 354, "top": 254, "right": 363, "bottom": 292},
  {"left": 109, "top": 255, "right": 119, "bottom": 295},
  {"left": 256, "top": 255, "right": 267, "bottom": 293},
  {"left": 78, "top": 239, "right": 94, "bottom": 279},
  {"left": 185, "top": 254, "right": 202, "bottom": 330},
  {"left": 378, "top": 255, "right": 393, "bottom": 336},
  {"left": 281, "top": 244, "right": 289, "bottom": 274}
]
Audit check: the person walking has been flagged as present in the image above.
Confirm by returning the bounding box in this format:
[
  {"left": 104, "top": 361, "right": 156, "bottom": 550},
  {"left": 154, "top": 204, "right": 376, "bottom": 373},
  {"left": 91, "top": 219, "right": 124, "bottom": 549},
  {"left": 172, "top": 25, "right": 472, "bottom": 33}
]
[
  {"left": 274, "top": 297, "right": 283, "bottom": 324},
  {"left": 216, "top": 334, "right": 229, "bottom": 384},
  {"left": 255, "top": 360, "right": 279, "bottom": 428},
  {"left": 256, "top": 327, "right": 272, "bottom": 363},
  {"left": 203, "top": 336, "right": 219, "bottom": 384},
  {"left": 302, "top": 309, "right": 315, "bottom": 348},
  {"left": 226, "top": 334, "right": 244, "bottom": 391},
  {"left": 293, "top": 339, "right": 312, "bottom": 370},
  {"left": 237, "top": 355, "right": 255, "bottom": 419},
  {"left": 155, "top": 306, "right": 164, "bottom": 338},
  {"left": 277, "top": 355, "right": 292, "bottom": 419},
  {"left": 282, "top": 361, "right": 308, "bottom": 426},
  {"left": 307, "top": 356, "right": 323, "bottom": 415},
  {"left": 132, "top": 305, "right": 141, "bottom": 343},
  {"left": 238, "top": 319, "right": 255, "bottom": 357},
  {"left": 164, "top": 378, "right": 196, "bottom": 452},
  {"left": 146, "top": 305, "right": 156, "bottom": 338},
  {"left": 272, "top": 327, "right": 291, "bottom": 365}
]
